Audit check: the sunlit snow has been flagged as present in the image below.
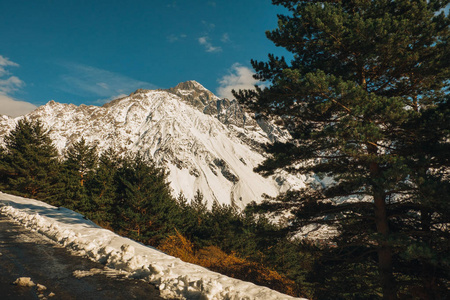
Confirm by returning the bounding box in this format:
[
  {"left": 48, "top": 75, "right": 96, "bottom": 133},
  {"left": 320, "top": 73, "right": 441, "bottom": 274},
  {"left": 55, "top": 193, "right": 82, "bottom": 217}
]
[{"left": 0, "top": 192, "right": 305, "bottom": 300}]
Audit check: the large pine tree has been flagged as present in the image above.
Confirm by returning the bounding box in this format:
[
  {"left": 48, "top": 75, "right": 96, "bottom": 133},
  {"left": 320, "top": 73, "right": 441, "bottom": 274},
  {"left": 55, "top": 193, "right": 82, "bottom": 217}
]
[
  {"left": 0, "top": 119, "right": 60, "bottom": 199},
  {"left": 235, "top": 1, "right": 449, "bottom": 298}
]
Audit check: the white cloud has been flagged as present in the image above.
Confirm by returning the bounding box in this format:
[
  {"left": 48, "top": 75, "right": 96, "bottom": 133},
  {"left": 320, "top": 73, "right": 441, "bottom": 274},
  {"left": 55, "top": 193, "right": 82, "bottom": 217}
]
[
  {"left": 96, "top": 82, "right": 109, "bottom": 89},
  {"left": 0, "top": 55, "right": 19, "bottom": 77},
  {"left": 0, "top": 56, "right": 19, "bottom": 66},
  {"left": 198, "top": 36, "right": 222, "bottom": 53},
  {"left": 0, "top": 94, "right": 37, "bottom": 117},
  {"left": 201, "top": 21, "right": 216, "bottom": 31},
  {"left": 197, "top": 21, "right": 222, "bottom": 53},
  {"left": 221, "top": 33, "right": 230, "bottom": 43},
  {"left": 217, "top": 63, "right": 262, "bottom": 100},
  {"left": 0, "top": 55, "right": 24, "bottom": 95},
  {"left": 167, "top": 33, "right": 187, "bottom": 43},
  {"left": 0, "top": 75, "right": 24, "bottom": 95},
  {"left": 0, "top": 55, "right": 36, "bottom": 117},
  {"left": 57, "top": 62, "right": 157, "bottom": 99}
]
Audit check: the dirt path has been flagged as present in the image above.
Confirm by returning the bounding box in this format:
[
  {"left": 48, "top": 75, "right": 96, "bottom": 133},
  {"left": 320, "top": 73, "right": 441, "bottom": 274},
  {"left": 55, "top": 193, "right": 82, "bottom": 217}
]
[{"left": 0, "top": 213, "right": 168, "bottom": 300}]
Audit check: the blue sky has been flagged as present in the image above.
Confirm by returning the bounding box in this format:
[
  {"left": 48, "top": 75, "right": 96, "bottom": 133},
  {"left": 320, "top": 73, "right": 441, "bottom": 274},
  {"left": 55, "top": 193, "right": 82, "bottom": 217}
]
[{"left": 0, "top": 0, "right": 289, "bottom": 117}]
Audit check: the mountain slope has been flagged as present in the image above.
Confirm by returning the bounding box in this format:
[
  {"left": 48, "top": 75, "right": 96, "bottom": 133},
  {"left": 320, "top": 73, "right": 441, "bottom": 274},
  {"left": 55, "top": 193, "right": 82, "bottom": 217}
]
[{"left": 0, "top": 81, "right": 303, "bottom": 207}]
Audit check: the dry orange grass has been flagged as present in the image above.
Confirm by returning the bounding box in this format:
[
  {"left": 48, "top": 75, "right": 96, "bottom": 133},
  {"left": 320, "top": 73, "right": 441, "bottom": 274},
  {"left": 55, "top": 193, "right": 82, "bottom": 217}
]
[{"left": 158, "top": 229, "right": 298, "bottom": 297}]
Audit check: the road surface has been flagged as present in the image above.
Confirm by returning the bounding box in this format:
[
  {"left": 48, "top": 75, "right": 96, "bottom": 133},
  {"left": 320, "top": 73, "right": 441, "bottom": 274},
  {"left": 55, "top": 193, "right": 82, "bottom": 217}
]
[{"left": 0, "top": 213, "right": 169, "bottom": 299}]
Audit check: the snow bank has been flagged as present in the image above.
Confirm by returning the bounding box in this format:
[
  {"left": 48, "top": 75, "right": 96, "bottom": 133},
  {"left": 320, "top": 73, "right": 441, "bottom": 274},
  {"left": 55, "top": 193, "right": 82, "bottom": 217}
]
[{"left": 0, "top": 192, "right": 305, "bottom": 300}]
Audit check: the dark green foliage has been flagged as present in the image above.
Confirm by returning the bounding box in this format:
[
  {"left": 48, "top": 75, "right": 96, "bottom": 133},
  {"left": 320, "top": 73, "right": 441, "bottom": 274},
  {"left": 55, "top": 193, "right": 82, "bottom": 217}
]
[
  {"left": 0, "top": 146, "right": 7, "bottom": 191},
  {"left": 235, "top": 0, "right": 449, "bottom": 298},
  {"left": 0, "top": 119, "right": 59, "bottom": 199},
  {"left": 113, "top": 154, "right": 180, "bottom": 244},
  {"left": 86, "top": 147, "right": 120, "bottom": 226},
  {"left": 57, "top": 138, "right": 98, "bottom": 211},
  {"left": 64, "top": 137, "right": 98, "bottom": 186},
  {"left": 174, "top": 190, "right": 211, "bottom": 245},
  {"left": 391, "top": 98, "right": 450, "bottom": 298}
]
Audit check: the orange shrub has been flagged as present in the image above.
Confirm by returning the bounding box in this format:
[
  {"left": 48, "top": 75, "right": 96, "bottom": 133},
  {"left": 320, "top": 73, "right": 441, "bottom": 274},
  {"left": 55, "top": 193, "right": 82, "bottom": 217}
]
[{"left": 158, "top": 229, "right": 299, "bottom": 297}]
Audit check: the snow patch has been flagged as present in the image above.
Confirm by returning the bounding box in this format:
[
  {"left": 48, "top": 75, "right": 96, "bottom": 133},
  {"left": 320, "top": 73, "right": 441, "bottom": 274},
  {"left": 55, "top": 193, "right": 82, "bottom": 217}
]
[{"left": 0, "top": 192, "right": 305, "bottom": 300}]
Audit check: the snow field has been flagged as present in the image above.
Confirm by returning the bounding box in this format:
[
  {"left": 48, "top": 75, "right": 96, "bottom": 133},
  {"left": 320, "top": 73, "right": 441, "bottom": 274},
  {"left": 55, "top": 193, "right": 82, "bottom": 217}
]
[{"left": 0, "top": 192, "right": 305, "bottom": 300}]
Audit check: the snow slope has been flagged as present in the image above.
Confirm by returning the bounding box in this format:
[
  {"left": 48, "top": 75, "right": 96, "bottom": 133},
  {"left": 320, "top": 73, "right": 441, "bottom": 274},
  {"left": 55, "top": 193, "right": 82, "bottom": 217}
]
[
  {"left": 0, "top": 81, "right": 299, "bottom": 208},
  {"left": 0, "top": 192, "right": 305, "bottom": 300}
]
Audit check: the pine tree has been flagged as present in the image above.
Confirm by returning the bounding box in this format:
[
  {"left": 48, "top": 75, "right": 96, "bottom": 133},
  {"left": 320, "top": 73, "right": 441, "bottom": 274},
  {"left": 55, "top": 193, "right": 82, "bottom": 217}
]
[
  {"left": 86, "top": 147, "right": 120, "bottom": 226},
  {"left": 0, "top": 146, "right": 8, "bottom": 190},
  {"left": 0, "top": 119, "right": 59, "bottom": 199},
  {"left": 235, "top": 1, "right": 449, "bottom": 298},
  {"left": 59, "top": 137, "right": 98, "bottom": 211},
  {"left": 391, "top": 99, "right": 450, "bottom": 298},
  {"left": 64, "top": 137, "right": 98, "bottom": 187},
  {"left": 114, "top": 154, "right": 179, "bottom": 245}
]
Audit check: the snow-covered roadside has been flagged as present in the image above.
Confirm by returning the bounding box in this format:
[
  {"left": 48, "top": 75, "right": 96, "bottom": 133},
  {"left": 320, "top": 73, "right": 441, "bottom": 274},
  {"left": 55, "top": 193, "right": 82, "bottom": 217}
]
[{"left": 0, "top": 192, "right": 305, "bottom": 300}]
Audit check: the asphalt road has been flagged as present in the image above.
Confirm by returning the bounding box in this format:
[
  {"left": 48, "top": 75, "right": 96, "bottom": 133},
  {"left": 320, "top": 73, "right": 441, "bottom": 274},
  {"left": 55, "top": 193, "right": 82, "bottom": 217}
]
[{"left": 0, "top": 213, "right": 168, "bottom": 300}]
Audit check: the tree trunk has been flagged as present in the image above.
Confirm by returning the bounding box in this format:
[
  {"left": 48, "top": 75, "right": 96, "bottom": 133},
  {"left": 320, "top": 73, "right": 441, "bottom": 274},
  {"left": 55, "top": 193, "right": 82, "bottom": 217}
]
[
  {"left": 373, "top": 191, "right": 397, "bottom": 300},
  {"left": 368, "top": 143, "right": 397, "bottom": 300}
]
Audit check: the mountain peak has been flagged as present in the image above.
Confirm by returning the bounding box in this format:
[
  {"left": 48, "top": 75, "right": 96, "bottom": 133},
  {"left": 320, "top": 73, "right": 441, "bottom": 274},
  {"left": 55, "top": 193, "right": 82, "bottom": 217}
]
[
  {"left": 131, "top": 88, "right": 150, "bottom": 95},
  {"left": 172, "top": 80, "right": 208, "bottom": 92},
  {"left": 101, "top": 81, "right": 213, "bottom": 110},
  {"left": 165, "top": 80, "right": 220, "bottom": 111}
]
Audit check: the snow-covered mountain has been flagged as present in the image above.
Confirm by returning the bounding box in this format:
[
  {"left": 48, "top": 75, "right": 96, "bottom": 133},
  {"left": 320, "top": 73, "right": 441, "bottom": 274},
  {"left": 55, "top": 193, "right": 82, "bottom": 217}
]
[{"left": 0, "top": 81, "right": 305, "bottom": 207}]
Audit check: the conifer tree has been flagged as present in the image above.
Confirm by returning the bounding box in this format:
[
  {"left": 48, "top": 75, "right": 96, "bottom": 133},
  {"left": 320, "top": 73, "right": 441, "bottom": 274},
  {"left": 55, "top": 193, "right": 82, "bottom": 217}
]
[
  {"left": 115, "top": 154, "right": 178, "bottom": 244},
  {"left": 0, "top": 119, "right": 59, "bottom": 199},
  {"left": 64, "top": 137, "right": 98, "bottom": 187},
  {"left": 0, "top": 146, "right": 7, "bottom": 190},
  {"left": 235, "top": 1, "right": 449, "bottom": 298},
  {"left": 180, "top": 191, "right": 215, "bottom": 246},
  {"left": 87, "top": 147, "right": 120, "bottom": 225},
  {"left": 59, "top": 137, "right": 98, "bottom": 210},
  {"left": 391, "top": 99, "right": 450, "bottom": 298}
]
